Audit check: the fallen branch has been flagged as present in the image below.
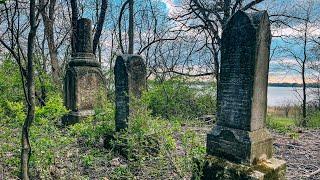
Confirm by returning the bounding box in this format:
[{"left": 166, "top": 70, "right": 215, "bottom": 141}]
[{"left": 306, "top": 168, "right": 320, "bottom": 178}]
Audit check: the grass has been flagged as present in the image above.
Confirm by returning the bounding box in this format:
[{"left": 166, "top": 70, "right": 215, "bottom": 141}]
[
  {"left": 267, "top": 116, "right": 296, "bottom": 133},
  {"left": 307, "top": 111, "right": 320, "bottom": 128},
  {"left": 0, "top": 95, "right": 208, "bottom": 179}
]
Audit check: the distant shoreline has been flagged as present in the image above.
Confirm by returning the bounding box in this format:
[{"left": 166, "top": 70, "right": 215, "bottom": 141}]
[
  {"left": 268, "top": 83, "right": 319, "bottom": 88},
  {"left": 188, "top": 81, "right": 319, "bottom": 88}
]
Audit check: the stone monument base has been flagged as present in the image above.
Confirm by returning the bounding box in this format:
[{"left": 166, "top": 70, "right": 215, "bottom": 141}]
[
  {"left": 194, "top": 155, "right": 286, "bottom": 180},
  {"left": 207, "top": 125, "right": 273, "bottom": 164},
  {"left": 62, "top": 110, "right": 95, "bottom": 125}
]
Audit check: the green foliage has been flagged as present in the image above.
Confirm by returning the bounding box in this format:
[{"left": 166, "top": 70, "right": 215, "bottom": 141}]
[
  {"left": 307, "top": 110, "right": 320, "bottom": 128},
  {"left": 142, "top": 78, "right": 216, "bottom": 120},
  {"left": 266, "top": 116, "right": 296, "bottom": 133},
  {"left": 0, "top": 100, "right": 25, "bottom": 127},
  {"left": 0, "top": 58, "right": 24, "bottom": 102},
  {"left": 35, "top": 94, "right": 68, "bottom": 123},
  {"left": 69, "top": 101, "right": 115, "bottom": 145},
  {"left": 110, "top": 166, "right": 134, "bottom": 179},
  {"left": 0, "top": 94, "right": 76, "bottom": 178},
  {"left": 29, "top": 95, "right": 75, "bottom": 178},
  {"left": 82, "top": 154, "right": 94, "bottom": 167},
  {"left": 111, "top": 103, "right": 175, "bottom": 160},
  {"left": 106, "top": 98, "right": 206, "bottom": 178}
]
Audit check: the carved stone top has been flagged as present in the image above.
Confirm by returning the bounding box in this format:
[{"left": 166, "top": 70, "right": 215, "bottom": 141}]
[
  {"left": 75, "top": 18, "right": 93, "bottom": 54},
  {"left": 70, "top": 18, "right": 99, "bottom": 66}
]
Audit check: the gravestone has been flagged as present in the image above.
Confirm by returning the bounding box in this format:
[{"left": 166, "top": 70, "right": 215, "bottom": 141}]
[
  {"left": 202, "top": 11, "right": 286, "bottom": 179},
  {"left": 114, "top": 54, "right": 146, "bottom": 131},
  {"left": 63, "top": 18, "right": 106, "bottom": 125}
]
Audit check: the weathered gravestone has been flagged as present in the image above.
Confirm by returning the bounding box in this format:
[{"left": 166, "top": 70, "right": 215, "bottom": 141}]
[
  {"left": 63, "top": 18, "right": 106, "bottom": 125},
  {"left": 201, "top": 11, "right": 286, "bottom": 179},
  {"left": 114, "top": 55, "right": 147, "bottom": 131}
]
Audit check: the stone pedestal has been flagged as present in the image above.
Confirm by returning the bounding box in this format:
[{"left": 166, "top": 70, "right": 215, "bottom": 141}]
[
  {"left": 197, "top": 156, "right": 286, "bottom": 180},
  {"left": 207, "top": 126, "right": 273, "bottom": 164},
  {"left": 204, "top": 10, "right": 286, "bottom": 179},
  {"left": 63, "top": 18, "right": 106, "bottom": 125},
  {"left": 114, "top": 54, "right": 146, "bottom": 131}
]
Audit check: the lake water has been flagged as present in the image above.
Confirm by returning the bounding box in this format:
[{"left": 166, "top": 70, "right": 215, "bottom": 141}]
[
  {"left": 192, "top": 85, "right": 318, "bottom": 107},
  {"left": 267, "top": 86, "right": 318, "bottom": 106}
]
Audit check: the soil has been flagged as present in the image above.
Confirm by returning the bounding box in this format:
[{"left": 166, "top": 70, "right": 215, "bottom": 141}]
[
  {"left": 184, "top": 124, "right": 320, "bottom": 180},
  {"left": 273, "top": 129, "right": 320, "bottom": 180}
]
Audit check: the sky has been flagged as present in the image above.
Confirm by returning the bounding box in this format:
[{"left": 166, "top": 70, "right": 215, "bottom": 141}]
[
  {"left": 87, "top": 0, "right": 320, "bottom": 83},
  {"left": 159, "top": 0, "right": 320, "bottom": 83}
]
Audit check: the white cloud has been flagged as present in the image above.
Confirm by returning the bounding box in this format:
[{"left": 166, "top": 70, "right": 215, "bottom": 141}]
[
  {"left": 161, "top": 0, "right": 174, "bottom": 12},
  {"left": 272, "top": 22, "right": 320, "bottom": 37}
]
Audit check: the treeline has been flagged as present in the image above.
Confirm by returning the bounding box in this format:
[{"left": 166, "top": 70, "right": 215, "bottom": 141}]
[{"left": 269, "top": 83, "right": 320, "bottom": 88}]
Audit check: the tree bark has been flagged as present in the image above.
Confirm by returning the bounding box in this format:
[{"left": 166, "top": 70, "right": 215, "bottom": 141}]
[
  {"left": 93, "top": 0, "right": 108, "bottom": 55},
  {"left": 70, "top": 0, "right": 78, "bottom": 56},
  {"left": 21, "top": 0, "right": 37, "bottom": 179},
  {"left": 301, "top": 20, "right": 308, "bottom": 126},
  {"left": 128, "top": 0, "right": 134, "bottom": 54},
  {"left": 39, "top": 0, "right": 60, "bottom": 84},
  {"left": 223, "top": 0, "right": 231, "bottom": 25},
  {"left": 118, "top": 0, "right": 130, "bottom": 53}
]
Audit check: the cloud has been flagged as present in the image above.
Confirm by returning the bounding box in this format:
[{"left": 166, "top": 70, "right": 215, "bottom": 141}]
[
  {"left": 272, "top": 22, "right": 320, "bottom": 37},
  {"left": 160, "top": 0, "right": 177, "bottom": 17}
]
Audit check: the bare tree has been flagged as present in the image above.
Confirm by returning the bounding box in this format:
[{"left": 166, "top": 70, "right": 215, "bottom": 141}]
[
  {"left": 93, "top": 0, "right": 108, "bottom": 55},
  {"left": 70, "top": 0, "right": 78, "bottom": 55},
  {"left": 21, "top": 0, "right": 38, "bottom": 178},
  {"left": 170, "top": 0, "right": 267, "bottom": 82},
  {"left": 276, "top": 0, "right": 320, "bottom": 126},
  {"left": 39, "top": 0, "right": 60, "bottom": 83}
]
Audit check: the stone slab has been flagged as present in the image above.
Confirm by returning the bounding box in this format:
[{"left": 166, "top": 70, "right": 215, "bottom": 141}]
[
  {"left": 195, "top": 155, "right": 286, "bottom": 180},
  {"left": 114, "top": 54, "right": 146, "bottom": 131}
]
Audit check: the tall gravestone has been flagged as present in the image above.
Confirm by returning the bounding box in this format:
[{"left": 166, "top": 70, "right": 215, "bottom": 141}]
[
  {"left": 63, "top": 18, "right": 106, "bottom": 125},
  {"left": 114, "top": 54, "right": 147, "bottom": 131},
  {"left": 202, "top": 11, "right": 286, "bottom": 179}
]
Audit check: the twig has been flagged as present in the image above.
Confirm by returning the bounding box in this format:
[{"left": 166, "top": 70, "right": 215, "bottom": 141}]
[{"left": 306, "top": 168, "right": 320, "bottom": 178}]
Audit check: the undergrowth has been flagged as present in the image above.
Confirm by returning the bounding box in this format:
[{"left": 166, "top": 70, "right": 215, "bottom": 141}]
[
  {"left": 266, "top": 115, "right": 296, "bottom": 133},
  {"left": 0, "top": 93, "right": 206, "bottom": 179}
]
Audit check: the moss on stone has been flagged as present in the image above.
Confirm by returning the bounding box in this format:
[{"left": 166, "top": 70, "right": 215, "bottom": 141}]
[{"left": 195, "top": 155, "right": 286, "bottom": 180}]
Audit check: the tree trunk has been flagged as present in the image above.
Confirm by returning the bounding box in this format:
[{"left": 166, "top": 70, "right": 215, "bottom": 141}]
[
  {"left": 301, "top": 21, "right": 308, "bottom": 126},
  {"left": 21, "top": 0, "right": 37, "bottom": 179},
  {"left": 40, "top": 0, "right": 60, "bottom": 84},
  {"left": 93, "top": 0, "right": 108, "bottom": 55},
  {"left": 223, "top": 0, "right": 231, "bottom": 26},
  {"left": 70, "top": 0, "right": 78, "bottom": 56},
  {"left": 302, "top": 63, "right": 307, "bottom": 125},
  {"left": 128, "top": 0, "right": 134, "bottom": 54}
]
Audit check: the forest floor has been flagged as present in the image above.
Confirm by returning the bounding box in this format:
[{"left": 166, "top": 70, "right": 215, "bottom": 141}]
[
  {"left": 183, "top": 123, "right": 320, "bottom": 180},
  {"left": 273, "top": 129, "right": 320, "bottom": 180},
  {"left": 1, "top": 120, "right": 319, "bottom": 179}
]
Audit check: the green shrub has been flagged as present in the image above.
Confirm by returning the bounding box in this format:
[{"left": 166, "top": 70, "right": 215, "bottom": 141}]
[
  {"left": 0, "top": 94, "right": 76, "bottom": 178},
  {"left": 29, "top": 95, "right": 75, "bottom": 178},
  {"left": 307, "top": 110, "right": 320, "bottom": 128},
  {"left": 107, "top": 98, "right": 206, "bottom": 178},
  {"left": 0, "top": 58, "right": 24, "bottom": 102},
  {"left": 68, "top": 100, "right": 115, "bottom": 145},
  {"left": 266, "top": 116, "right": 296, "bottom": 133},
  {"left": 142, "top": 78, "right": 216, "bottom": 120}
]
